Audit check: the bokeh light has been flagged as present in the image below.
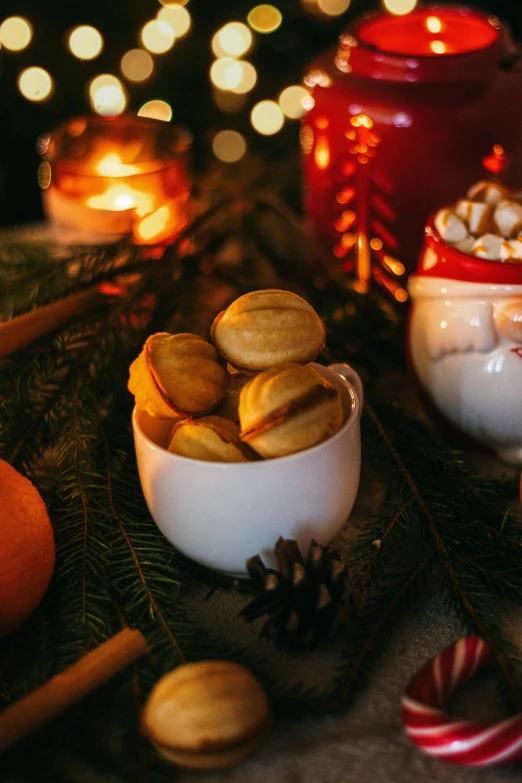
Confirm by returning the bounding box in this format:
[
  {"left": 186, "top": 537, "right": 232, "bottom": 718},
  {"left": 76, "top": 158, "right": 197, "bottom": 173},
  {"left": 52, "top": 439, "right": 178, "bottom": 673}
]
[
  {"left": 212, "top": 89, "right": 248, "bottom": 114},
  {"left": 210, "top": 58, "right": 243, "bottom": 91},
  {"left": 0, "top": 17, "right": 32, "bottom": 52},
  {"left": 158, "top": 0, "right": 189, "bottom": 5},
  {"left": 279, "top": 85, "right": 309, "bottom": 119},
  {"left": 430, "top": 40, "right": 446, "bottom": 54},
  {"left": 247, "top": 5, "right": 283, "bottom": 33},
  {"left": 141, "top": 20, "right": 175, "bottom": 54},
  {"left": 212, "top": 130, "right": 247, "bottom": 163},
  {"left": 230, "top": 61, "right": 257, "bottom": 94},
  {"left": 157, "top": 6, "right": 191, "bottom": 38},
  {"left": 18, "top": 67, "right": 53, "bottom": 102},
  {"left": 426, "top": 16, "right": 443, "bottom": 33},
  {"left": 212, "top": 23, "right": 252, "bottom": 58},
  {"left": 138, "top": 100, "right": 173, "bottom": 122},
  {"left": 121, "top": 49, "right": 154, "bottom": 82},
  {"left": 382, "top": 0, "right": 418, "bottom": 15},
  {"left": 317, "top": 0, "right": 350, "bottom": 15},
  {"left": 68, "top": 26, "right": 103, "bottom": 60},
  {"left": 250, "top": 100, "right": 284, "bottom": 135},
  {"left": 38, "top": 162, "right": 52, "bottom": 190},
  {"left": 89, "top": 74, "right": 127, "bottom": 116}
]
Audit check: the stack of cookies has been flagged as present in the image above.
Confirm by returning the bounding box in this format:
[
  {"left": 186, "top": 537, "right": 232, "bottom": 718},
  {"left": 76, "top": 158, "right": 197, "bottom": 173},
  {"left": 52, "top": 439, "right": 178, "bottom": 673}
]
[{"left": 128, "top": 290, "right": 344, "bottom": 462}]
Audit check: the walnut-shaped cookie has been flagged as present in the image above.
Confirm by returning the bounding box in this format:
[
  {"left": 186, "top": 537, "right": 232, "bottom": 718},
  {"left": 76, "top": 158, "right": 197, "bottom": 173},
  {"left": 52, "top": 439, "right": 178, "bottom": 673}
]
[
  {"left": 141, "top": 660, "right": 272, "bottom": 769},
  {"left": 128, "top": 332, "right": 229, "bottom": 419},
  {"left": 210, "top": 289, "right": 326, "bottom": 372},
  {"left": 239, "top": 363, "right": 343, "bottom": 459},
  {"left": 168, "top": 416, "right": 252, "bottom": 463}
]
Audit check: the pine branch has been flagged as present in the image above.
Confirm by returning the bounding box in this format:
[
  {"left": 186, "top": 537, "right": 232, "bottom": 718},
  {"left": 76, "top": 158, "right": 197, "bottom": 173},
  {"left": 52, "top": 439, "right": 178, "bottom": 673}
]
[
  {"left": 332, "top": 557, "right": 431, "bottom": 708},
  {"left": 363, "top": 398, "right": 522, "bottom": 706}
]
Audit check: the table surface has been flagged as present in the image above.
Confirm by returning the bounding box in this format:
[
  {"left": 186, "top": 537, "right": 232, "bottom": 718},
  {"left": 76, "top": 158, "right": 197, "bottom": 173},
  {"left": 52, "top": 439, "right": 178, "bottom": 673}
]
[{"left": 2, "top": 224, "right": 521, "bottom": 783}]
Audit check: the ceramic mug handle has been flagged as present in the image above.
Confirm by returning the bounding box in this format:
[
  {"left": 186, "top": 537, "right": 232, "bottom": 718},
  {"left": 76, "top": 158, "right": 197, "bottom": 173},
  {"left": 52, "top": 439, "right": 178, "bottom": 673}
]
[{"left": 328, "top": 363, "right": 364, "bottom": 410}]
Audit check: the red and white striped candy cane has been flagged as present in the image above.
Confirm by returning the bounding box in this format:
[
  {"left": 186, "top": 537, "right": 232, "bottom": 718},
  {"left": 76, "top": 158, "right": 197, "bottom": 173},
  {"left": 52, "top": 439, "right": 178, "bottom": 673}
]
[{"left": 401, "top": 636, "right": 522, "bottom": 766}]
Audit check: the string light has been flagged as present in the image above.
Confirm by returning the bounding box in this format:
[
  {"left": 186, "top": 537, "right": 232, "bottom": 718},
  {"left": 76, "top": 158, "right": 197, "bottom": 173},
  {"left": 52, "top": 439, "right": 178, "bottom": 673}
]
[
  {"left": 251, "top": 100, "right": 284, "bottom": 135},
  {"left": 140, "top": 20, "right": 175, "bottom": 54},
  {"left": 382, "top": 0, "right": 418, "bottom": 15},
  {"left": 68, "top": 26, "right": 103, "bottom": 60},
  {"left": 279, "top": 85, "right": 309, "bottom": 119},
  {"left": 138, "top": 100, "right": 173, "bottom": 122},
  {"left": 247, "top": 5, "right": 283, "bottom": 34},
  {"left": 212, "top": 130, "right": 247, "bottom": 163},
  {"left": 212, "top": 23, "right": 252, "bottom": 58},
  {"left": 0, "top": 17, "right": 32, "bottom": 52},
  {"left": 18, "top": 67, "right": 53, "bottom": 102},
  {"left": 317, "top": 0, "right": 350, "bottom": 15},
  {"left": 121, "top": 49, "right": 154, "bottom": 82},
  {"left": 89, "top": 74, "right": 127, "bottom": 116},
  {"left": 157, "top": 5, "right": 191, "bottom": 37}
]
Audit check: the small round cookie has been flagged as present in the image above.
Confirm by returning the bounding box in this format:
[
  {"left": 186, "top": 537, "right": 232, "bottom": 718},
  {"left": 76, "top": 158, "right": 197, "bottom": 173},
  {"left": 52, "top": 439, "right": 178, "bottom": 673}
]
[
  {"left": 210, "top": 289, "right": 326, "bottom": 372},
  {"left": 141, "top": 661, "right": 272, "bottom": 769},
  {"left": 128, "top": 332, "right": 230, "bottom": 419},
  {"left": 168, "top": 416, "right": 251, "bottom": 462},
  {"left": 239, "top": 363, "right": 343, "bottom": 459}
]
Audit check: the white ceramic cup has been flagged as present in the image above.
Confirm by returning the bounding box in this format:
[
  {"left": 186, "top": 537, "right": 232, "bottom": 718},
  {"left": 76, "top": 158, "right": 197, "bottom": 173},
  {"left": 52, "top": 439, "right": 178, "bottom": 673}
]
[{"left": 132, "top": 362, "right": 363, "bottom": 577}]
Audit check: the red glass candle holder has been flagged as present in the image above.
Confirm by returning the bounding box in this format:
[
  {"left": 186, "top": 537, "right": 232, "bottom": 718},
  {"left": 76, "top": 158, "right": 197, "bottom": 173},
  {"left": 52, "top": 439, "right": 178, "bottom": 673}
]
[
  {"left": 301, "top": 5, "right": 522, "bottom": 296},
  {"left": 40, "top": 115, "right": 192, "bottom": 245}
]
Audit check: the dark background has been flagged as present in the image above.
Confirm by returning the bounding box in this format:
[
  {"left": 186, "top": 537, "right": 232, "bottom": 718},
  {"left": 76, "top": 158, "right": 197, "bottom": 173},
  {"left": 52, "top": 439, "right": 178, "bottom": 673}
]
[{"left": 0, "top": 0, "right": 520, "bottom": 227}]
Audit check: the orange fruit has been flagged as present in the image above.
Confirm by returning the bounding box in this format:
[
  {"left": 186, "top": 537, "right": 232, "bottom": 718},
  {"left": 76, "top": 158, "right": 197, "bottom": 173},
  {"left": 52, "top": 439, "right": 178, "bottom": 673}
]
[{"left": 0, "top": 459, "right": 55, "bottom": 638}]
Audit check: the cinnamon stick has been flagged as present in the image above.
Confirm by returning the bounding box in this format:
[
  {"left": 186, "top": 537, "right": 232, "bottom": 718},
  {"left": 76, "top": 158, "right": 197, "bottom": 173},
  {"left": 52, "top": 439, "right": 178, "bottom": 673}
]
[
  {"left": 0, "top": 286, "right": 107, "bottom": 359},
  {"left": 0, "top": 627, "right": 148, "bottom": 753}
]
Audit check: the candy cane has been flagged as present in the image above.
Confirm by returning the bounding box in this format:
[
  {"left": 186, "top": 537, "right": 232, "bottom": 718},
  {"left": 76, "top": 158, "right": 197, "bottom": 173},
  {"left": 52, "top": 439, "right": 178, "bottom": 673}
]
[{"left": 401, "top": 637, "right": 522, "bottom": 766}]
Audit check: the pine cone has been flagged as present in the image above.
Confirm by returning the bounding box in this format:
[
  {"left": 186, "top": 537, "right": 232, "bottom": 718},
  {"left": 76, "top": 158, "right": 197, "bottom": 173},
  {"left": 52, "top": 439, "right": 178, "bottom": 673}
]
[{"left": 239, "top": 537, "right": 358, "bottom": 650}]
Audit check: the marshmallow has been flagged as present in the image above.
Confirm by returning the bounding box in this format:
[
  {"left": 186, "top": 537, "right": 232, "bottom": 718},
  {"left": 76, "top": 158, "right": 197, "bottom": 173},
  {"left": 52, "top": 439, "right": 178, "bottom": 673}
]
[
  {"left": 493, "top": 199, "right": 522, "bottom": 238},
  {"left": 434, "top": 208, "right": 468, "bottom": 245},
  {"left": 467, "top": 180, "right": 508, "bottom": 205},
  {"left": 471, "top": 234, "right": 503, "bottom": 260},
  {"left": 455, "top": 235, "right": 476, "bottom": 254},
  {"left": 500, "top": 239, "right": 522, "bottom": 262},
  {"left": 455, "top": 199, "right": 493, "bottom": 235}
]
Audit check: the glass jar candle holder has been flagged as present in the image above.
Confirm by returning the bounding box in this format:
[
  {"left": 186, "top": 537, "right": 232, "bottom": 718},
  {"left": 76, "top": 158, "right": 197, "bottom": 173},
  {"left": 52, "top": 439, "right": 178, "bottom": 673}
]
[{"left": 39, "top": 115, "right": 192, "bottom": 245}]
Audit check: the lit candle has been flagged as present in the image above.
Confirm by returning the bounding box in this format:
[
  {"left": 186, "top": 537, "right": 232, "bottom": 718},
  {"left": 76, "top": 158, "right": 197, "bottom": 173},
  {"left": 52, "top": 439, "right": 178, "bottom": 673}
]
[{"left": 40, "top": 115, "right": 192, "bottom": 245}]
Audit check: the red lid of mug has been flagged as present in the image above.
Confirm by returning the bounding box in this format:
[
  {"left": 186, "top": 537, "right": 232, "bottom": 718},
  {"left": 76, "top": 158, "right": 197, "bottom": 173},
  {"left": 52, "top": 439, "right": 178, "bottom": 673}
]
[{"left": 417, "top": 217, "right": 522, "bottom": 285}]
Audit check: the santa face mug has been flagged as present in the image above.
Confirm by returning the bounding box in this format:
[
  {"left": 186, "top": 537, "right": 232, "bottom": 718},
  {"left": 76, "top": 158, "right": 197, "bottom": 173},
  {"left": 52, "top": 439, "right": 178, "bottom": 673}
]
[{"left": 408, "top": 218, "right": 522, "bottom": 465}]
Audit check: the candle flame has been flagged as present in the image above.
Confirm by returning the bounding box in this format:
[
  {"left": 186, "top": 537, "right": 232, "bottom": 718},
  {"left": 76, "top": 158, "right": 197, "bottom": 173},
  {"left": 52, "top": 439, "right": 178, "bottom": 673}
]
[
  {"left": 86, "top": 183, "right": 154, "bottom": 215},
  {"left": 96, "top": 153, "right": 142, "bottom": 177}
]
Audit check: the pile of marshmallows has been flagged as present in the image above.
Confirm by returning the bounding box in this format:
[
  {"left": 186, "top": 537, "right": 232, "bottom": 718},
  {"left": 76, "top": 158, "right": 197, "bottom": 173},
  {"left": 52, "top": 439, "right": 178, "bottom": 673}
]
[
  {"left": 129, "top": 289, "right": 345, "bottom": 462},
  {"left": 434, "top": 179, "right": 522, "bottom": 261}
]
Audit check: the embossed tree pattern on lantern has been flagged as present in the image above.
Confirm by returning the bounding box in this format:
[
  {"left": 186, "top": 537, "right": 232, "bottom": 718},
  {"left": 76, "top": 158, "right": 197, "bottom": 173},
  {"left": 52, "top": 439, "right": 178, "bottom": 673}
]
[{"left": 332, "top": 114, "right": 407, "bottom": 301}]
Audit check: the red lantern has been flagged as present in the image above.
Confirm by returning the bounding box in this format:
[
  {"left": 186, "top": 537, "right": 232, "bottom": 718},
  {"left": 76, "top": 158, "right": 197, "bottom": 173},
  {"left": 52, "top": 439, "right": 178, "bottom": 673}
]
[{"left": 301, "top": 6, "right": 522, "bottom": 297}]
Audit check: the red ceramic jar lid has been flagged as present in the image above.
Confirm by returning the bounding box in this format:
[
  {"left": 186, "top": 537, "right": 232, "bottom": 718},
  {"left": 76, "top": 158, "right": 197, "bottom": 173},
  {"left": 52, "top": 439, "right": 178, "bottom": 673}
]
[{"left": 418, "top": 216, "right": 522, "bottom": 285}]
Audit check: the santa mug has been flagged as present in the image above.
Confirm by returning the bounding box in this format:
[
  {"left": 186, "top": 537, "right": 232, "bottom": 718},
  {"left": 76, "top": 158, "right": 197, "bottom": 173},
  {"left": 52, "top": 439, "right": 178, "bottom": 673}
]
[{"left": 408, "top": 217, "right": 522, "bottom": 465}]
